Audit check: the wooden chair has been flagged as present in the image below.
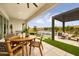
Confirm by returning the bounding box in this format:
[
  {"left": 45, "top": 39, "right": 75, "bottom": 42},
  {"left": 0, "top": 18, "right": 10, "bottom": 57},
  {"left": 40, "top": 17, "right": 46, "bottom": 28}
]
[
  {"left": 29, "top": 34, "right": 43, "bottom": 56},
  {"left": 0, "top": 35, "right": 22, "bottom": 56},
  {"left": 0, "top": 42, "right": 9, "bottom": 56},
  {"left": 0, "top": 34, "right": 14, "bottom": 56},
  {"left": 0, "top": 41, "right": 23, "bottom": 56},
  {"left": 6, "top": 40, "right": 23, "bottom": 56}
]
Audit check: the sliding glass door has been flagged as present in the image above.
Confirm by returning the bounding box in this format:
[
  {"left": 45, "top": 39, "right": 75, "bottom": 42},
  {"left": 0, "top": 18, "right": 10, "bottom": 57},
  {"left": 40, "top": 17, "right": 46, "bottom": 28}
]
[
  {"left": 0, "top": 15, "right": 9, "bottom": 39},
  {"left": 0, "top": 15, "right": 3, "bottom": 39}
]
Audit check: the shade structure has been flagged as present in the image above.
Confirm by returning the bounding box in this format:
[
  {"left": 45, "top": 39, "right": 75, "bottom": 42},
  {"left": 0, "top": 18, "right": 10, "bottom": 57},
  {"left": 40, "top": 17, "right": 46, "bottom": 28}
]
[{"left": 52, "top": 7, "right": 79, "bottom": 22}]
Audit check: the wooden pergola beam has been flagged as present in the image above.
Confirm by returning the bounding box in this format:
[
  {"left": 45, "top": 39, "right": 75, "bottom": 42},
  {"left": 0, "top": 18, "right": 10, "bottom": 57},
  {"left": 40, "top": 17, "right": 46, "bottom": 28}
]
[
  {"left": 52, "top": 18, "right": 55, "bottom": 40},
  {"left": 62, "top": 21, "right": 65, "bottom": 32},
  {"left": 52, "top": 7, "right": 79, "bottom": 22}
]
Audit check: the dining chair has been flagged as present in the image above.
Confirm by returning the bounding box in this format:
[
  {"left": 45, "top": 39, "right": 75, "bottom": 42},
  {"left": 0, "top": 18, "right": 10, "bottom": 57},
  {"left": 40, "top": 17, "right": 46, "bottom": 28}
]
[
  {"left": 0, "top": 41, "right": 23, "bottom": 56},
  {"left": 29, "top": 34, "right": 43, "bottom": 56},
  {"left": 0, "top": 34, "right": 22, "bottom": 56},
  {"left": 0, "top": 42, "right": 8, "bottom": 56},
  {"left": 0, "top": 34, "right": 15, "bottom": 56}
]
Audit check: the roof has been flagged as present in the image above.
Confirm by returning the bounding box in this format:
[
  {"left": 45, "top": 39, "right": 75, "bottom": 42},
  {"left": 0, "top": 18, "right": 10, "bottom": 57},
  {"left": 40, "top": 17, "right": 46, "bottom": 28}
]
[
  {"left": 0, "top": 3, "right": 57, "bottom": 22},
  {"left": 52, "top": 7, "right": 79, "bottom": 22}
]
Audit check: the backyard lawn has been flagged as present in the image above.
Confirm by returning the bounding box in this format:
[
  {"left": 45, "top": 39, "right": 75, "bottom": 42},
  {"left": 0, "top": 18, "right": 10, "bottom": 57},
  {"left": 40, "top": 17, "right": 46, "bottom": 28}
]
[{"left": 43, "top": 38, "right": 79, "bottom": 56}]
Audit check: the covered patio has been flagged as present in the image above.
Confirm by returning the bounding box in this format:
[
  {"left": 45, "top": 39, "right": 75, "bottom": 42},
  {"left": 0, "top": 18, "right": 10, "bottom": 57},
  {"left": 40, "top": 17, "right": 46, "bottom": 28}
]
[{"left": 0, "top": 3, "right": 79, "bottom": 56}]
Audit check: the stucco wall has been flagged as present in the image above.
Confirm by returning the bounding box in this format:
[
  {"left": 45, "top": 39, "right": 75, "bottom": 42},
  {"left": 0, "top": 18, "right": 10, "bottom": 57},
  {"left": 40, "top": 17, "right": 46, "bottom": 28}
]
[{"left": 9, "top": 18, "right": 25, "bottom": 33}]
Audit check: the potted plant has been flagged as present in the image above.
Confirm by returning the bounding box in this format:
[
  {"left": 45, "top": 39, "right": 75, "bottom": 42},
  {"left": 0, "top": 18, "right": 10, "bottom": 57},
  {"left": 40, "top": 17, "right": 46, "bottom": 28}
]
[{"left": 22, "top": 27, "right": 29, "bottom": 37}]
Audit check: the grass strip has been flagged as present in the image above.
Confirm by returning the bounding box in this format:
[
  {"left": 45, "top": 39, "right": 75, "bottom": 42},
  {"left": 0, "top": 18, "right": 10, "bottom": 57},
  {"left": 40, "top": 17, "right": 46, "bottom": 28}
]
[{"left": 43, "top": 38, "right": 79, "bottom": 56}]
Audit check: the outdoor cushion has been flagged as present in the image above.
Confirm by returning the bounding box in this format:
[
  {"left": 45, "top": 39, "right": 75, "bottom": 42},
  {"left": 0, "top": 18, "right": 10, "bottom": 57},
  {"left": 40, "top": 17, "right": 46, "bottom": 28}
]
[{"left": 0, "top": 42, "right": 7, "bottom": 52}]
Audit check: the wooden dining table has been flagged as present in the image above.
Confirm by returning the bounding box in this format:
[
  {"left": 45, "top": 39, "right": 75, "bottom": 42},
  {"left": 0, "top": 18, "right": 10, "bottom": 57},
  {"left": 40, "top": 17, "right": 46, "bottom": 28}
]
[{"left": 6, "top": 35, "right": 36, "bottom": 56}]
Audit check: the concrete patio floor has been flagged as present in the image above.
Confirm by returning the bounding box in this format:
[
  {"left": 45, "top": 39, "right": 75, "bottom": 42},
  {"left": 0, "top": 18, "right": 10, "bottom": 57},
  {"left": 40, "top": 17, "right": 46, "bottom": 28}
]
[{"left": 16, "top": 41, "right": 73, "bottom": 56}]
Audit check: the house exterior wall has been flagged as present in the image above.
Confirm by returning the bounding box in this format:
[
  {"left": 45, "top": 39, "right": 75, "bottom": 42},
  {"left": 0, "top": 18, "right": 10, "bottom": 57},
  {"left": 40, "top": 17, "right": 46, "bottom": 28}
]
[
  {"left": 0, "top": 14, "right": 9, "bottom": 39},
  {"left": 9, "top": 18, "right": 25, "bottom": 33},
  {"left": 0, "top": 6, "right": 26, "bottom": 40}
]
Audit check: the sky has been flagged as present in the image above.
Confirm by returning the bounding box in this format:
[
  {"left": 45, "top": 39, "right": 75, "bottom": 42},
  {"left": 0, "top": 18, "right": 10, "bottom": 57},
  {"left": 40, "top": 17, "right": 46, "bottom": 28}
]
[{"left": 27, "top": 3, "right": 79, "bottom": 28}]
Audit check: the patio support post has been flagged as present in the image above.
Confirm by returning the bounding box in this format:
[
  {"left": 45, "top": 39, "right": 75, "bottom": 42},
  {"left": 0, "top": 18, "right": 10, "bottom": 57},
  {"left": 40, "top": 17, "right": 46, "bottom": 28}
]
[
  {"left": 52, "top": 18, "right": 55, "bottom": 40},
  {"left": 62, "top": 21, "right": 65, "bottom": 32}
]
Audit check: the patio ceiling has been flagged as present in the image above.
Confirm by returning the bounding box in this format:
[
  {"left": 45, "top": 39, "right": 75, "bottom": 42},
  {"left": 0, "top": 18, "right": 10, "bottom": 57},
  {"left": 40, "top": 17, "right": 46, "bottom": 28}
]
[
  {"left": 52, "top": 7, "right": 79, "bottom": 22},
  {"left": 0, "top": 3, "right": 57, "bottom": 21}
]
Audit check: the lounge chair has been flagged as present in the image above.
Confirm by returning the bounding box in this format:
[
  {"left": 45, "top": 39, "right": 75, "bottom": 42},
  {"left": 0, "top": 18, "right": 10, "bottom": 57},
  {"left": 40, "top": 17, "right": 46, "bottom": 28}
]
[
  {"left": 58, "top": 32, "right": 67, "bottom": 39},
  {"left": 68, "top": 34, "right": 79, "bottom": 41}
]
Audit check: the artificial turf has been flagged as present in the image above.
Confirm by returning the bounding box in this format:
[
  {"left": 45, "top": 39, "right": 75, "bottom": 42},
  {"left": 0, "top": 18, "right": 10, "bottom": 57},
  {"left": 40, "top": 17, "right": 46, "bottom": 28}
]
[{"left": 43, "top": 38, "right": 79, "bottom": 56}]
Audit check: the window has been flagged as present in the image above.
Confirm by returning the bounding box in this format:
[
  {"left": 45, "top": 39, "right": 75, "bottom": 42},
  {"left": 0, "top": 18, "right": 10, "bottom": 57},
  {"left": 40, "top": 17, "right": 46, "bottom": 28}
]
[
  {"left": 0, "top": 15, "right": 9, "bottom": 39},
  {"left": 0, "top": 15, "right": 2, "bottom": 39}
]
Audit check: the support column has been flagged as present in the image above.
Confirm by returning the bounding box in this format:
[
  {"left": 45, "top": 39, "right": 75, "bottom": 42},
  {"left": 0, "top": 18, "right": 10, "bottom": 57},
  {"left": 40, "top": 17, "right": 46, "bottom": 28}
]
[
  {"left": 62, "top": 21, "right": 65, "bottom": 32},
  {"left": 52, "top": 18, "right": 55, "bottom": 40}
]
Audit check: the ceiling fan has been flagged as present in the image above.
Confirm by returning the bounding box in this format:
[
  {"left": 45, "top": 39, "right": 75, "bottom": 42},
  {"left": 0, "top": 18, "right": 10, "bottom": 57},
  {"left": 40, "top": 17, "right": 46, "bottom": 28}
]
[{"left": 17, "top": 3, "right": 38, "bottom": 8}]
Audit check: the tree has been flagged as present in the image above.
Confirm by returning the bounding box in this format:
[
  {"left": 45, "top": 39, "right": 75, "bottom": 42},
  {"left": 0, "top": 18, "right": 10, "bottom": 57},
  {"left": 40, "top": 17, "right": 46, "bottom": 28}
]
[
  {"left": 74, "top": 28, "right": 79, "bottom": 36},
  {"left": 55, "top": 27, "right": 59, "bottom": 32},
  {"left": 44, "top": 27, "right": 48, "bottom": 31},
  {"left": 33, "top": 26, "right": 37, "bottom": 34},
  {"left": 65, "top": 26, "right": 74, "bottom": 33}
]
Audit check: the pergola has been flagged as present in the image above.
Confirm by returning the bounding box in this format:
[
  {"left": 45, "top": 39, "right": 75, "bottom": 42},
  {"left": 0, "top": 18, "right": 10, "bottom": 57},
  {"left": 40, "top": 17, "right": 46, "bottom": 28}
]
[{"left": 52, "top": 7, "right": 79, "bottom": 40}]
